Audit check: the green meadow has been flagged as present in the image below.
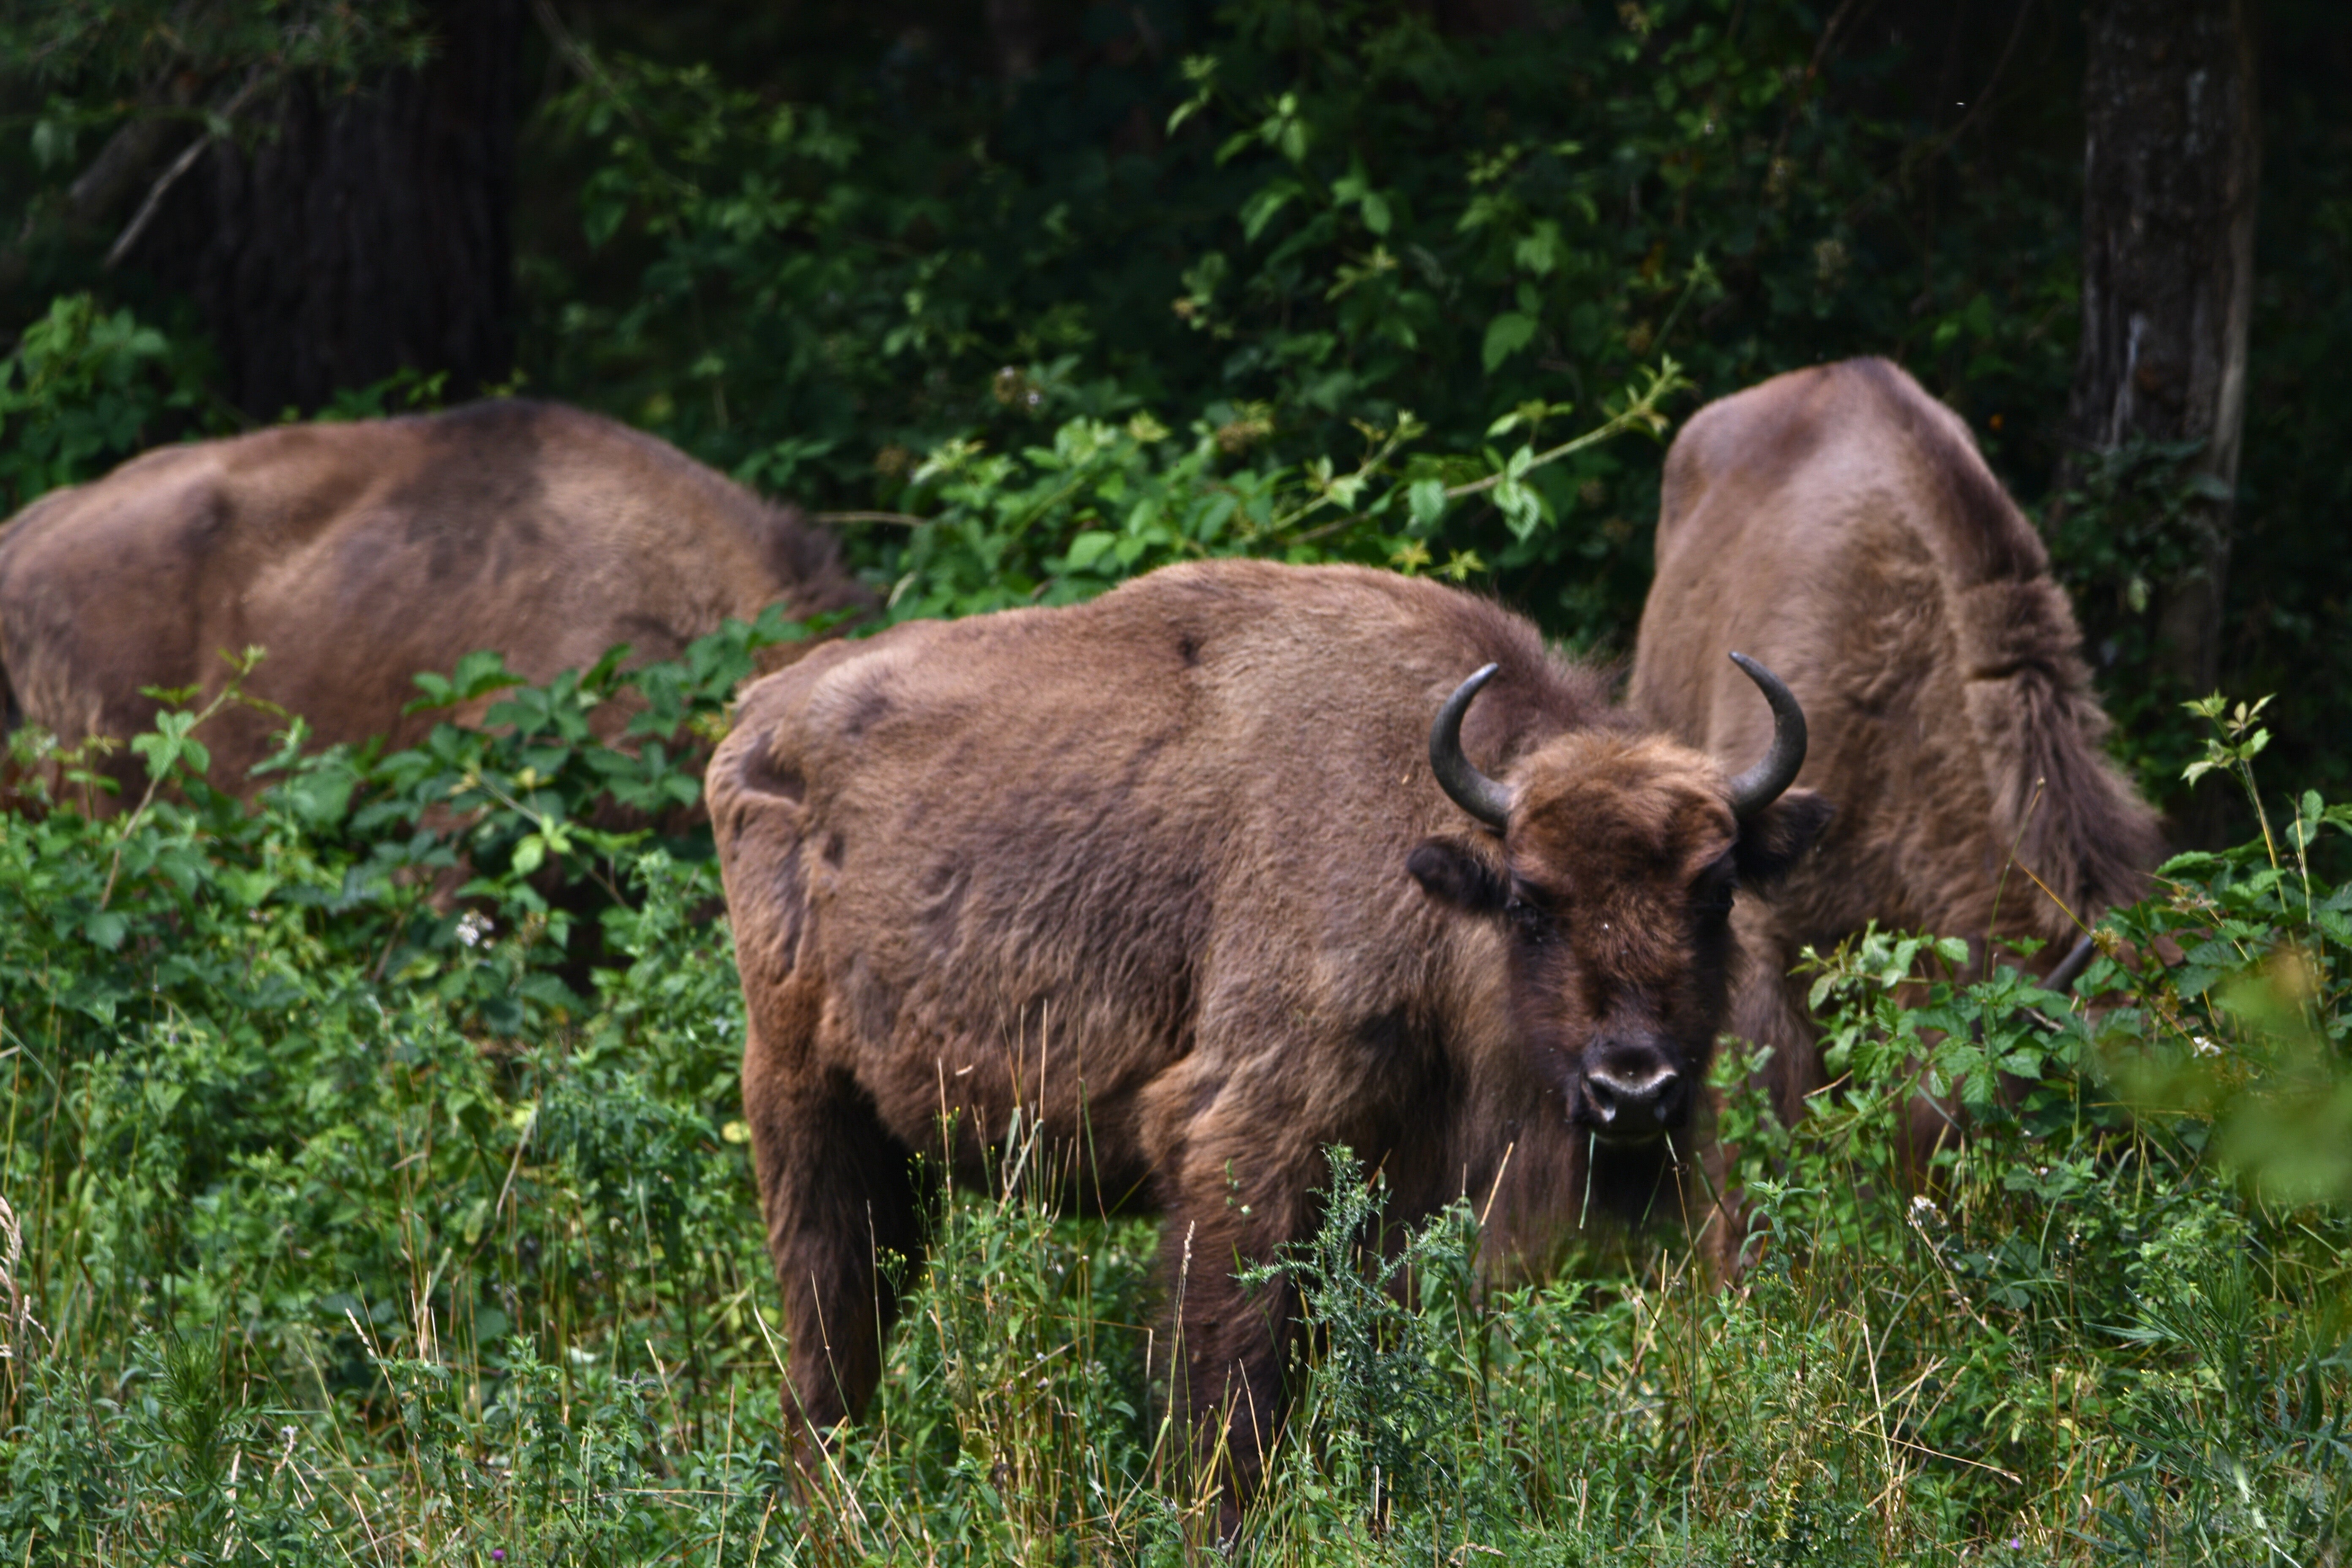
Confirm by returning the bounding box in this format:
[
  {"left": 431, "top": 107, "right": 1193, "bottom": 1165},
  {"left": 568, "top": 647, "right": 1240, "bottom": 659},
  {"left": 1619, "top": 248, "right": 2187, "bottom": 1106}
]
[{"left": 2, "top": 643, "right": 2344, "bottom": 1565}]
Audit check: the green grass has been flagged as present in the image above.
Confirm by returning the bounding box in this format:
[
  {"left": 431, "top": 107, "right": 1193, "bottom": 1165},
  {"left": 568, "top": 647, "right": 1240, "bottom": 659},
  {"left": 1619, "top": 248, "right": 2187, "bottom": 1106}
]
[{"left": 2, "top": 657, "right": 2348, "bottom": 1565}]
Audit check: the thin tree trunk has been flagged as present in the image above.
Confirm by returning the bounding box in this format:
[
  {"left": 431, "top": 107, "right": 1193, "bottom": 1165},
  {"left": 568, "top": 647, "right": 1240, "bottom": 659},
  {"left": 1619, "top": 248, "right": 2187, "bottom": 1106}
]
[
  {"left": 2065, "top": 0, "right": 2260, "bottom": 702},
  {"left": 138, "top": 0, "right": 524, "bottom": 420}
]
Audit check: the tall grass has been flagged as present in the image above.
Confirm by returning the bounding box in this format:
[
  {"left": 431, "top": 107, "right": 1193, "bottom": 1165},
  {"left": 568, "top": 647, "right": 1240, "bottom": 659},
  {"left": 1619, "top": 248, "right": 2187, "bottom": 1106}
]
[{"left": 1, "top": 656, "right": 2347, "bottom": 1564}]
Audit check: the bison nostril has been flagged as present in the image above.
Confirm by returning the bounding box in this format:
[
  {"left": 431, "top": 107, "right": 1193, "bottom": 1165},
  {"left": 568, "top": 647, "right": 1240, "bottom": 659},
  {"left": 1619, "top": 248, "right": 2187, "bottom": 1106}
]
[
  {"left": 1582, "top": 1064, "right": 1685, "bottom": 1139},
  {"left": 1646, "top": 1072, "right": 1684, "bottom": 1124}
]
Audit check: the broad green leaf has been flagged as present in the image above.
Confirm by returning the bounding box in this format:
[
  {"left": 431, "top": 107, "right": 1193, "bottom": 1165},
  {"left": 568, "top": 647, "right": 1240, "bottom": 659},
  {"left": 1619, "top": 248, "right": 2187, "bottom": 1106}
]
[
  {"left": 1494, "top": 475, "right": 1544, "bottom": 539},
  {"left": 1239, "top": 184, "right": 1297, "bottom": 242},
  {"left": 1408, "top": 478, "right": 1448, "bottom": 531},
  {"left": 1481, "top": 311, "right": 1538, "bottom": 372},
  {"left": 1064, "top": 530, "right": 1116, "bottom": 570}
]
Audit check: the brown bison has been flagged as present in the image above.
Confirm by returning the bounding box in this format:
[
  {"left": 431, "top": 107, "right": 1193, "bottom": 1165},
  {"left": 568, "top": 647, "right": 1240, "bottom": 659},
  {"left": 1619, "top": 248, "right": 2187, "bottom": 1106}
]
[
  {"left": 0, "top": 399, "right": 868, "bottom": 803},
  {"left": 1629, "top": 358, "right": 2162, "bottom": 1134},
  {"left": 709, "top": 557, "right": 1831, "bottom": 1519}
]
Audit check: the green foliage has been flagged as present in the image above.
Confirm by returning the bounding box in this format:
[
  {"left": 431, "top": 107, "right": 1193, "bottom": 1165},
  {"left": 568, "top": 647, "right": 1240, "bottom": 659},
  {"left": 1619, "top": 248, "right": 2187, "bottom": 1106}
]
[
  {"left": 3, "top": 0, "right": 2347, "bottom": 803},
  {"left": 878, "top": 360, "right": 1684, "bottom": 621},
  {"left": 797, "top": 1128, "right": 1177, "bottom": 1560},
  {"left": 517, "top": 0, "right": 2083, "bottom": 639},
  {"left": 310, "top": 364, "right": 451, "bottom": 424},
  {"left": 0, "top": 291, "right": 206, "bottom": 508},
  {"left": 1241, "top": 1151, "right": 1486, "bottom": 1536},
  {"left": 4, "top": 664, "right": 2348, "bottom": 1563},
  {"left": 2, "top": 3, "right": 2350, "bottom": 1559},
  {"left": 2041, "top": 441, "right": 2239, "bottom": 792},
  {"left": 2094, "top": 696, "right": 2352, "bottom": 1211},
  {"left": 0, "top": 0, "right": 428, "bottom": 98},
  {"left": 0, "top": 634, "right": 792, "bottom": 1563}
]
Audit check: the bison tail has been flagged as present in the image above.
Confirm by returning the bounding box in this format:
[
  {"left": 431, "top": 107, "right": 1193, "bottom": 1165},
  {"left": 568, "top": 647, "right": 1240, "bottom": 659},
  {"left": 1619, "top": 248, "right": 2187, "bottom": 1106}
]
[
  {"left": 709, "top": 720, "right": 816, "bottom": 990},
  {"left": 1952, "top": 578, "right": 2164, "bottom": 931}
]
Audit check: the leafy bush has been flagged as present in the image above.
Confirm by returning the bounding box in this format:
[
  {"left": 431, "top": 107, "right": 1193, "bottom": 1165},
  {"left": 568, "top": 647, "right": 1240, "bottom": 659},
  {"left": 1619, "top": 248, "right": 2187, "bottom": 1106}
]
[
  {"left": 2, "top": 643, "right": 2346, "bottom": 1563},
  {"left": 875, "top": 360, "right": 1683, "bottom": 623},
  {"left": 521, "top": 0, "right": 2085, "bottom": 643},
  {"left": 0, "top": 291, "right": 209, "bottom": 509},
  {"left": 0, "top": 7, "right": 2346, "bottom": 1553}
]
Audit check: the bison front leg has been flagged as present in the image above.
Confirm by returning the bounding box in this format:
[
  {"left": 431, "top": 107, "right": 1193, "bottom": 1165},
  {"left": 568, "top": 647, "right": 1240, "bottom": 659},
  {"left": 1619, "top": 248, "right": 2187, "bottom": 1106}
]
[
  {"left": 743, "top": 1021, "right": 924, "bottom": 1452},
  {"left": 1158, "top": 1129, "right": 1323, "bottom": 1538}
]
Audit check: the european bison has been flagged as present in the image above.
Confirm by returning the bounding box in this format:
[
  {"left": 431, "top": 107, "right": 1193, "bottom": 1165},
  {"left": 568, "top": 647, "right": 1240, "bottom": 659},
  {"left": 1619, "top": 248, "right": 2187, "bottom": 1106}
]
[
  {"left": 709, "top": 558, "right": 1830, "bottom": 1518},
  {"left": 1629, "top": 358, "right": 2161, "bottom": 1132},
  {"left": 0, "top": 399, "right": 868, "bottom": 802}
]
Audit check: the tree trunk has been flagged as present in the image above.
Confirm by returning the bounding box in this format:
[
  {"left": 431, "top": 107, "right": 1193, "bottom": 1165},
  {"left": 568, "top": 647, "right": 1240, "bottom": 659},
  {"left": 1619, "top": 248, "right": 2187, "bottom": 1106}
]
[
  {"left": 2066, "top": 0, "right": 2261, "bottom": 702},
  {"left": 139, "top": 0, "right": 524, "bottom": 420}
]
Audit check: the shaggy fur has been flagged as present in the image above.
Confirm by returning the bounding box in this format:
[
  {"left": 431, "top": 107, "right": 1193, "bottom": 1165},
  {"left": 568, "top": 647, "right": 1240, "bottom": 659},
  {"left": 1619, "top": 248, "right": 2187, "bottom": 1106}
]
[
  {"left": 709, "top": 558, "right": 1828, "bottom": 1518},
  {"left": 1630, "top": 358, "right": 2163, "bottom": 1127},
  {"left": 0, "top": 399, "right": 869, "bottom": 801}
]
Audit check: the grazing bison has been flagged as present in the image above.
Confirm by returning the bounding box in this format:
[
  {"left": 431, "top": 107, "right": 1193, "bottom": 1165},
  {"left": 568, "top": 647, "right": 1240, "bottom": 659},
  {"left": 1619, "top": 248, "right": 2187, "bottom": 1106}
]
[
  {"left": 1630, "top": 358, "right": 2162, "bottom": 1135},
  {"left": 0, "top": 399, "right": 868, "bottom": 802},
  {"left": 709, "top": 558, "right": 1830, "bottom": 1518}
]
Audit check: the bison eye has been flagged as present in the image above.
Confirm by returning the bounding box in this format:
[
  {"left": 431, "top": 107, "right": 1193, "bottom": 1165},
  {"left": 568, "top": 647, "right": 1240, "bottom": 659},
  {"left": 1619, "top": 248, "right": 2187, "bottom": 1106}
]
[
  {"left": 1504, "top": 895, "right": 1555, "bottom": 944},
  {"left": 1692, "top": 879, "right": 1737, "bottom": 921}
]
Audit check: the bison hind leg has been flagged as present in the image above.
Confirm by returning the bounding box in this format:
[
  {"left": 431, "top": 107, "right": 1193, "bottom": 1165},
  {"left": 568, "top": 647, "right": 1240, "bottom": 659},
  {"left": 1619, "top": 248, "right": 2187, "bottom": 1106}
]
[{"left": 751, "top": 1063, "right": 930, "bottom": 1449}]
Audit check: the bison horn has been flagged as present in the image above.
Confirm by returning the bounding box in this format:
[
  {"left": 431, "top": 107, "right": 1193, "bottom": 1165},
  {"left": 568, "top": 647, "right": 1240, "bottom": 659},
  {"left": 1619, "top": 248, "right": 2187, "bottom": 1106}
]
[
  {"left": 1723, "top": 652, "right": 1808, "bottom": 819},
  {"left": 2043, "top": 931, "right": 2099, "bottom": 994},
  {"left": 1431, "top": 664, "right": 1513, "bottom": 831}
]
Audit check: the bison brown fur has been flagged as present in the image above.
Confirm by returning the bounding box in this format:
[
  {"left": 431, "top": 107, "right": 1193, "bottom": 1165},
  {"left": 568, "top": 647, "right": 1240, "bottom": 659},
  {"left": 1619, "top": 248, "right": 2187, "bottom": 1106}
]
[
  {"left": 0, "top": 398, "right": 869, "bottom": 803},
  {"left": 709, "top": 558, "right": 1829, "bottom": 1518},
  {"left": 1631, "top": 358, "right": 2163, "bottom": 1142}
]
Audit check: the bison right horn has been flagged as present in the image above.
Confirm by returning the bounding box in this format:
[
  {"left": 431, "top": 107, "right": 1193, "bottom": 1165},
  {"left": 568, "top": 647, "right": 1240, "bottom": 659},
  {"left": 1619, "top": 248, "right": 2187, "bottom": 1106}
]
[
  {"left": 1723, "top": 652, "right": 1808, "bottom": 819},
  {"left": 1431, "top": 664, "right": 1513, "bottom": 831}
]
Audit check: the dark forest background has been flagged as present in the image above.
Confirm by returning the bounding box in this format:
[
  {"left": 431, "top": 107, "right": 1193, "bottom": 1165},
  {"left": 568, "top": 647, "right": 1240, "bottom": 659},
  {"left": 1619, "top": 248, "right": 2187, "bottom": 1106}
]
[
  {"left": 1, "top": 0, "right": 2344, "bottom": 836},
  {"left": 7, "top": 9, "right": 2352, "bottom": 1560}
]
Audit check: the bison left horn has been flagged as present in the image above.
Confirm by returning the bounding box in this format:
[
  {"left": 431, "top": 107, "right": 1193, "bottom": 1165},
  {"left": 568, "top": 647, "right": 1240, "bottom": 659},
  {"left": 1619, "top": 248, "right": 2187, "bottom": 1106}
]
[
  {"left": 1430, "top": 664, "right": 1513, "bottom": 831},
  {"left": 1723, "top": 651, "right": 1808, "bottom": 819}
]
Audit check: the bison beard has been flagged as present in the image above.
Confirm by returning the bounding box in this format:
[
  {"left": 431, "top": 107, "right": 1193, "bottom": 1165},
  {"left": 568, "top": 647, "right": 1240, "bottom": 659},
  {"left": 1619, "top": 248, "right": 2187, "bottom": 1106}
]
[{"left": 710, "top": 559, "right": 1829, "bottom": 1525}]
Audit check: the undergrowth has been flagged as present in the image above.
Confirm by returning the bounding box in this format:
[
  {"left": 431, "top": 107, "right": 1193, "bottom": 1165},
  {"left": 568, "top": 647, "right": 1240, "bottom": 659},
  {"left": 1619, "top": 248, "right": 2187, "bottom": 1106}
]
[{"left": 1, "top": 650, "right": 2347, "bottom": 1565}]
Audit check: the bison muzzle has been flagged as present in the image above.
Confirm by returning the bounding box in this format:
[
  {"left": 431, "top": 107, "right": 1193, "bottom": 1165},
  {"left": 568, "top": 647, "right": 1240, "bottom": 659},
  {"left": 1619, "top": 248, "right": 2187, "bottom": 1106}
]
[{"left": 709, "top": 559, "right": 1831, "bottom": 1522}]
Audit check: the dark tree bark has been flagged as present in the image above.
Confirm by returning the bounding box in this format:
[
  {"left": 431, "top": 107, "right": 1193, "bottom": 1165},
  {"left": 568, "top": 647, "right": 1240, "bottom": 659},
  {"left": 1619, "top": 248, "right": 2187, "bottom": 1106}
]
[
  {"left": 2065, "top": 0, "right": 2261, "bottom": 699},
  {"left": 139, "top": 0, "right": 524, "bottom": 420}
]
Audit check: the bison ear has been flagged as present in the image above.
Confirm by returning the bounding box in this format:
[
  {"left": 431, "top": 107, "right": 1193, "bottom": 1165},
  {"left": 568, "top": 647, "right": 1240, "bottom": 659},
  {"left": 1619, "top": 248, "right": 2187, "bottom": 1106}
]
[
  {"left": 1732, "top": 788, "right": 1833, "bottom": 887},
  {"left": 1409, "top": 837, "right": 1509, "bottom": 914}
]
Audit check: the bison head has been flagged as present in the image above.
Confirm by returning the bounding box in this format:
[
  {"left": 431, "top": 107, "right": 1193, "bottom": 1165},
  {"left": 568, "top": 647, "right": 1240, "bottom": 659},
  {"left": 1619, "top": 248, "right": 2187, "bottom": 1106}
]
[{"left": 1408, "top": 655, "right": 1831, "bottom": 1166}]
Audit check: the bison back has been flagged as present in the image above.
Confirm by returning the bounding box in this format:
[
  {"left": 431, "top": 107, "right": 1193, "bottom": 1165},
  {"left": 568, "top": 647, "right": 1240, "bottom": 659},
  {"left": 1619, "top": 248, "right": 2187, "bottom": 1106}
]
[
  {"left": 1631, "top": 357, "right": 2159, "bottom": 971},
  {"left": 0, "top": 399, "right": 866, "bottom": 798},
  {"left": 709, "top": 559, "right": 1614, "bottom": 1201}
]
